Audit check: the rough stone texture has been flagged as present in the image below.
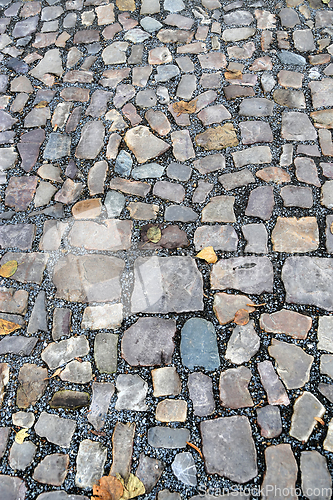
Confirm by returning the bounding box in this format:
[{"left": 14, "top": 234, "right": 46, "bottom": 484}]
[
  {"left": 256, "top": 406, "right": 282, "bottom": 439},
  {"left": 188, "top": 372, "right": 215, "bottom": 416},
  {"left": 115, "top": 374, "right": 148, "bottom": 411},
  {"left": 260, "top": 309, "right": 312, "bottom": 339},
  {"left": 272, "top": 217, "right": 319, "bottom": 253},
  {"left": 257, "top": 360, "right": 290, "bottom": 406},
  {"left": 35, "top": 412, "right": 76, "bottom": 448},
  {"left": 219, "top": 366, "right": 253, "bottom": 408},
  {"left": 262, "top": 444, "right": 298, "bottom": 500},
  {"left": 122, "top": 318, "right": 176, "bottom": 366},
  {"left": 268, "top": 339, "right": 314, "bottom": 389},
  {"left": 75, "top": 440, "right": 107, "bottom": 489},
  {"left": 131, "top": 256, "right": 203, "bottom": 313},
  {"left": 200, "top": 416, "right": 257, "bottom": 483},
  {"left": 300, "top": 451, "right": 332, "bottom": 500},
  {"left": 110, "top": 422, "right": 135, "bottom": 480},
  {"left": 225, "top": 321, "right": 260, "bottom": 365},
  {"left": 290, "top": 392, "right": 325, "bottom": 442}
]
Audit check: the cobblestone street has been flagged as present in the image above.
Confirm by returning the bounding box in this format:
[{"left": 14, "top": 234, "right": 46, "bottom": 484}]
[{"left": 0, "top": 0, "right": 333, "bottom": 498}]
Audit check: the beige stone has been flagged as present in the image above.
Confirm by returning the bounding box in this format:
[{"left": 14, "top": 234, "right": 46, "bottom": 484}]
[
  {"left": 272, "top": 217, "right": 319, "bottom": 253},
  {"left": 156, "top": 399, "right": 187, "bottom": 422},
  {"left": 196, "top": 124, "right": 238, "bottom": 150},
  {"left": 72, "top": 199, "right": 102, "bottom": 219},
  {"left": 127, "top": 202, "right": 159, "bottom": 220}
]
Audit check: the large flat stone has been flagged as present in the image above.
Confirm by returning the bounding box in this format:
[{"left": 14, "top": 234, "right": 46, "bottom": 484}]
[
  {"left": 122, "top": 317, "right": 176, "bottom": 366},
  {"left": 53, "top": 254, "right": 125, "bottom": 303},
  {"left": 268, "top": 339, "right": 313, "bottom": 389},
  {"left": 300, "top": 451, "right": 332, "bottom": 500},
  {"left": 261, "top": 444, "right": 298, "bottom": 500},
  {"left": 260, "top": 309, "right": 312, "bottom": 339},
  {"left": 131, "top": 256, "right": 203, "bottom": 313},
  {"left": 282, "top": 257, "right": 333, "bottom": 310},
  {"left": 290, "top": 392, "right": 325, "bottom": 442},
  {"left": 211, "top": 257, "right": 273, "bottom": 294},
  {"left": 200, "top": 416, "right": 257, "bottom": 483},
  {"left": 68, "top": 220, "right": 132, "bottom": 251}
]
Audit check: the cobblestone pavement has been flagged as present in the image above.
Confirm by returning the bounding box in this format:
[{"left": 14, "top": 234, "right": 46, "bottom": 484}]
[{"left": 0, "top": 0, "right": 333, "bottom": 498}]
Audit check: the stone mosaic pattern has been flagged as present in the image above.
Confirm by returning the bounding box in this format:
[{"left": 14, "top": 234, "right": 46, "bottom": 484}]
[{"left": 0, "top": 0, "right": 333, "bottom": 498}]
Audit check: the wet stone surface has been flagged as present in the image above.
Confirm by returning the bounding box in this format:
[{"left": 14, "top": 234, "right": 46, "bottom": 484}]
[{"left": 0, "top": 0, "right": 332, "bottom": 498}]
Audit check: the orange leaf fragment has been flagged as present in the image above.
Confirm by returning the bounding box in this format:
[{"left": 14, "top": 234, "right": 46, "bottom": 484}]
[
  {"left": 0, "top": 318, "right": 21, "bottom": 335},
  {"left": 196, "top": 246, "right": 217, "bottom": 264},
  {"left": 234, "top": 309, "right": 250, "bottom": 326},
  {"left": 186, "top": 441, "right": 203, "bottom": 459},
  {"left": 92, "top": 475, "right": 124, "bottom": 500},
  {"left": 314, "top": 416, "right": 325, "bottom": 425},
  {"left": 0, "top": 260, "right": 18, "bottom": 278},
  {"left": 224, "top": 70, "right": 243, "bottom": 80},
  {"left": 172, "top": 99, "right": 197, "bottom": 116}
]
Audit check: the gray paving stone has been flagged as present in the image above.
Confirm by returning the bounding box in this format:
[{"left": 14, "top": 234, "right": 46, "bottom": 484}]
[
  {"left": 300, "top": 451, "right": 332, "bottom": 500},
  {"left": 200, "top": 416, "right": 257, "bottom": 483},
  {"left": 290, "top": 392, "right": 325, "bottom": 442},
  {"left": 262, "top": 444, "right": 298, "bottom": 499},
  {"left": 94, "top": 333, "right": 118, "bottom": 374},
  {"left": 136, "top": 454, "right": 164, "bottom": 494},
  {"left": 256, "top": 406, "right": 282, "bottom": 438},
  {"left": 188, "top": 372, "right": 215, "bottom": 416},
  {"left": 35, "top": 412, "right": 76, "bottom": 448},
  {"left": 268, "top": 339, "right": 313, "bottom": 389},
  {"left": 257, "top": 360, "right": 290, "bottom": 406},
  {"left": 75, "top": 440, "right": 106, "bottom": 489},
  {"left": 87, "top": 382, "right": 114, "bottom": 431},
  {"left": 152, "top": 367, "right": 181, "bottom": 397},
  {"left": 41, "top": 336, "right": 89, "bottom": 371},
  {"left": 148, "top": 427, "right": 190, "bottom": 448},
  {"left": 181, "top": 318, "right": 220, "bottom": 371},
  {"left": 115, "top": 374, "right": 148, "bottom": 411},
  {"left": 33, "top": 454, "right": 69, "bottom": 486},
  {"left": 225, "top": 321, "right": 260, "bottom": 365}
]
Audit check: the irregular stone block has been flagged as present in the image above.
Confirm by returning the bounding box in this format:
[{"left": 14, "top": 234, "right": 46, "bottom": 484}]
[
  {"left": 226, "top": 321, "right": 260, "bottom": 365},
  {"left": 256, "top": 406, "right": 282, "bottom": 438},
  {"left": 115, "top": 374, "right": 148, "bottom": 411},
  {"left": 33, "top": 454, "right": 69, "bottom": 486},
  {"left": 201, "top": 195, "right": 236, "bottom": 223},
  {"left": 122, "top": 317, "right": 176, "bottom": 366},
  {"left": 53, "top": 254, "right": 125, "bottom": 303},
  {"left": 88, "top": 382, "right": 114, "bottom": 431},
  {"left": 75, "top": 440, "right": 107, "bottom": 489},
  {"left": 272, "top": 216, "right": 319, "bottom": 252},
  {"left": 17, "top": 363, "right": 48, "bottom": 408},
  {"left": 0, "top": 475, "right": 27, "bottom": 500},
  {"left": 94, "top": 333, "right": 118, "bottom": 374},
  {"left": 156, "top": 399, "right": 187, "bottom": 422},
  {"left": 181, "top": 318, "right": 220, "bottom": 371},
  {"left": 260, "top": 309, "right": 311, "bottom": 340},
  {"left": 171, "top": 452, "right": 197, "bottom": 486},
  {"left": 262, "top": 444, "right": 298, "bottom": 498},
  {"left": 245, "top": 185, "right": 274, "bottom": 220},
  {"left": 136, "top": 454, "right": 164, "bottom": 493},
  {"left": 300, "top": 451, "right": 332, "bottom": 500},
  {"left": 290, "top": 392, "right": 325, "bottom": 442},
  {"left": 257, "top": 360, "right": 290, "bottom": 406},
  {"left": 148, "top": 427, "right": 190, "bottom": 449},
  {"left": 35, "top": 412, "right": 76, "bottom": 448},
  {"left": 110, "top": 422, "right": 135, "bottom": 480},
  {"left": 200, "top": 416, "right": 258, "bottom": 483},
  {"left": 219, "top": 366, "right": 253, "bottom": 408},
  {"left": 188, "top": 372, "right": 215, "bottom": 416},
  {"left": 152, "top": 367, "right": 181, "bottom": 397},
  {"left": 194, "top": 225, "right": 238, "bottom": 251},
  {"left": 50, "top": 390, "right": 89, "bottom": 410},
  {"left": 131, "top": 256, "right": 203, "bottom": 313},
  {"left": 268, "top": 339, "right": 313, "bottom": 389},
  {"left": 41, "top": 336, "right": 89, "bottom": 370},
  {"left": 81, "top": 304, "right": 122, "bottom": 330}
]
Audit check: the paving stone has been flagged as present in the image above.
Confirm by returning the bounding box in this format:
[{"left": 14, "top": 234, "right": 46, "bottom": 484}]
[
  {"left": 300, "top": 451, "right": 332, "bottom": 500},
  {"left": 41, "top": 336, "right": 89, "bottom": 371},
  {"left": 226, "top": 320, "right": 260, "bottom": 365},
  {"left": 17, "top": 363, "right": 48, "bottom": 408},
  {"left": 268, "top": 338, "right": 313, "bottom": 389},
  {"left": 87, "top": 382, "right": 114, "bottom": 431},
  {"left": 125, "top": 126, "right": 170, "bottom": 163},
  {"left": 5, "top": 176, "right": 37, "bottom": 211},
  {"left": 171, "top": 452, "right": 196, "bottom": 486},
  {"left": 262, "top": 444, "right": 298, "bottom": 498},
  {"left": 152, "top": 367, "right": 181, "bottom": 397},
  {"left": 245, "top": 186, "right": 274, "bottom": 221},
  {"left": 0, "top": 223, "right": 35, "bottom": 251},
  {"left": 109, "top": 421, "right": 135, "bottom": 480},
  {"left": 60, "top": 361, "right": 92, "bottom": 384},
  {"left": 273, "top": 88, "right": 306, "bottom": 109},
  {"left": 282, "top": 111, "right": 317, "bottom": 141},
  {"left": 94, "top": 333, "right": 118, "bottom": 374},
  {"left": 211, "top": 256, "right": 273, "bottom": 294},
  {"left": 290, "top": 392, "right": 325, "bottom": 442},
  {"left": 166, "top": 163, "right": 191, "bottom": 181},
  {"left": 219, "top": 366, "right": 253, "bottom": 408},
  {"left": 239, "top": 98, "right": 274, "bottom": 117},
  {"left": 272, "top": 216, "right": 319, "bottom": 253},
  {"left": 324, "top": 419, "right": 333, "bottom": 452},
  {"left": 69, "top": 220, "right": 132, "bottom": 251},
  {"left": 110, "top": 178, "right": 151, "bottom": 197},
  {"left": 104, "top": 190, "right": 125, "bottom": 218},
  {"left": 295, "top": 157, "right": 320, "bottom": 187},
  {"left": 0, "top": 336, "right": 38, "bottom": 357},
  {"left": 194, "top": 225, "right": 237, "bottom": 252},
  {"left": 219, "top": 169, "right": 255, "bottom": 191},
  {"left": 0, "top": 475, "right": 27, "bottom": 500},
  {"left": 131, "top": 256, "right": 203, "bottom": 313},
  {"left": 136, "top": 454, "right": 164, "bottom": 493},
  {"left": 200, "top": 416, "right": 257, "bottom": 483},
  {"left": 115, "top": 374, "right": 148, "bottom": 411},
  {"left": 0, "top": 428, "right": 10, "bottom": 460},
  {"left": 282, "top": 256, "right": 333, "bottom": 311},
  {"left": 260, "top": 309, "right": 312, "bottom": 340},
  {"left": 240, "top": 121, "right": 273, "bottom": 144},
  {"left": 242, "top": 223, "right": 268, "bottom": 253},
  {"left": 156, "top": 399, "right": 187, "bottom": 422},
  {"left": 0, "top": 363, "right": 9, "bottom": 408},
  {"left": 35, "top": 412, "right": 76, "bottom": 448},
  {"left": 320, "top": 354, "right": 333, "bottom": 378},
  {"left": 50, "top": 390, "right": 89, "bottom": 410},
  {"left": 233, "top": 146, "right": 272, "bottom": 168},
  {"left": 256, "top": 166, "right": 291, "bottom": 184},
  {"left": 195, "top": 124, "right": 238, "bottom": 150},
  {"left": 12, "top": 412, "right": 35, "bottom": 429},
  {"left": 75, "top": 440, "right": 106, "bottom": 489},
  {"left": 53, "top": 254, "right": 124, "bottom": 303},
  {"left": 148, "top": 427, "right": 189, "bottom": 448},
  {"left": 153, "top": 181, "right": 185, "bottom": 204},
  {"left": 193, "top": 154, "right": 225, "bottom": 174},
  {"left": 256, "top": 406, "right": 282, "bottom": 438},
  {"left": 188, "top": 372, "right": 215, "bottom": 416},
  {"left": 281, "top": 185, "right": 313, "bottom": 208},
  {"left": 201, "top": 195, "right": 236, "bottom": 223},
  {"left": 9, "top": 441, "right": 36, "bottom": 471},
  {"left": 122, "top": 317, "right": 176, "bottom": 366},
  {"left": 181, "top": 318, "right": 219, "bottom": 371},
  {"left": 257, "top": 360, "right": 290, "bottom": 406}
]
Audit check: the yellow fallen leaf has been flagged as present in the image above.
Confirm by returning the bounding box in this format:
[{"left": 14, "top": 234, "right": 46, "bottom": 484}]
[
  {"left": 92, "top": 475, "right": 124, "bottom": 500},
  {"left": 0, "top": 260, "right": 18, "bottom": 278},
  {"left": 51, "top": 367, "right": 63, "bottom": 378},
  {"left": 196, "top": 246, "right": 217, "bottom": 264},
  {"left": 116, "top": 474, "right": 145, "bottom": 500},
  {"left": 35, "top": 101, "right": 48, "bottom": 108},
  {"left": 234, "top": 309, "right": 250, "bottom": 326},
  {"left": 0, "top": 318, "right": 22, "bottom": 336},
  {"left": 146, "top": 226, "right": 161, "bottom": 244},
  {"left": 15, "top": 428, "right": 29, "bottom": 444},
  {"left": 172, "top": 99, "right": 197, "bottom": 116}
]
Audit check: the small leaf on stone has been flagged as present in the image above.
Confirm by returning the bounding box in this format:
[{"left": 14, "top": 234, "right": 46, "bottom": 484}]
[
  {"left": 146, "top": 226, "right": 162, "bottom": 243},
  {"left": 51, "top": 367, "right": 63, "bottom": 379},
  {"left": 0, "top": 260, "right": 18, "bottom": 278},
  {"left": 234, "top": 309, "right": 250, "bottom": 326},
  {"left": 35, "top": 101, "right": 48, "bottom": 108},
  {"left": 196, "top": 246, "right": 218, "bottom": 264},
  {"left": 225, "top": 71, "right": 242, "bottom": 80},
  {"left": 92, "top": 475, "right": 124, "bottom": 500},
  {"left": 172, "top": 100, "right": 197, "bottom": 116},
  {"left": 15, "top": 428, "right": 29, "bottom": 444},
  {"left": 0, "top": 318, "right": 21, "bottom": 336},
  {"left": 116, "top": 473, "right": 145, "bottom": 500},
  {"left": 322, "top": 0, "right": 330, "bottom": 4}
]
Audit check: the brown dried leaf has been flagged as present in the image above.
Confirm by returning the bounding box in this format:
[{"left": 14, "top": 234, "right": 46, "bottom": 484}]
[
  {"left": 234, "top": 309, "right": 250, "bottom": 326},
  {"left": 0, "top": 318, "right": 21, "bottom": 336},
  {"left": 92, "top": 475, "right": 124, "bottom": 500},
  {"left": 146, "top": 226, "right": 161, "bottom": 244},
  {"left": 116, "top": 474, "right": 145, "bottom": 500},
  {"left": 35, "top": 101, "right": 48, "bottom": 108},
  {"left": 314, "top": 416, "right": 325, "bottom": 425},
  {"left": 51, "top": 367, "right": 63, "bottom": 379},
  {"left": 172, "top": 99, "right": 197, "bottom": 116},
  {"left": 196, "top": 246, "right": 217, "bottom": 264},
  {"left": 0, "top": 260, "right": 18, "bottom": 278}
]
